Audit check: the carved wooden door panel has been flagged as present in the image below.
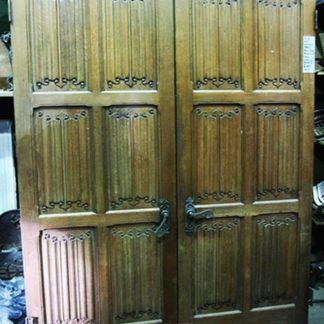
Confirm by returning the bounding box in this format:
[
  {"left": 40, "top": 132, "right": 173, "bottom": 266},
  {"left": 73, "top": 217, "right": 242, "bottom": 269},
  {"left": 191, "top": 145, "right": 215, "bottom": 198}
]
[
  {"left": 13, "top": 0, "right": 177, "bottom": 323},
  {"left": 176, "top": 1, "right": 315, "bottom": 323}
]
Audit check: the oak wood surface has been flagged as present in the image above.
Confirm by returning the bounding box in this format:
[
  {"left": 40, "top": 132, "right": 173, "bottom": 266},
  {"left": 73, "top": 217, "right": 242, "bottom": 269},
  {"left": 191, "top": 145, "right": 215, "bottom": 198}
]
[{"left": 12, "top": 0, "right": 314, "bottom": 323}]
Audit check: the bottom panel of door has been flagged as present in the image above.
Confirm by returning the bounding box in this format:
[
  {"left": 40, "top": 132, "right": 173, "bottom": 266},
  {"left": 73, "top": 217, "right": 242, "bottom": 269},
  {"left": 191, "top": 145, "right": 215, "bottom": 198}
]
[
  {"left": 39, "top": 225, "right": 165, "bottom": 324},
  {"left": 182, "top": 213, "right": 301, "bottom": 324}
]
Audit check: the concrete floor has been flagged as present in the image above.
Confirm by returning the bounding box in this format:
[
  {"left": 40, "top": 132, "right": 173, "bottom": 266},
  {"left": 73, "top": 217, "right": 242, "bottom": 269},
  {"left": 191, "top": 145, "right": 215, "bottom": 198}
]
[{"left": 309, "top": 288, "right": 324, "bottom": 323}]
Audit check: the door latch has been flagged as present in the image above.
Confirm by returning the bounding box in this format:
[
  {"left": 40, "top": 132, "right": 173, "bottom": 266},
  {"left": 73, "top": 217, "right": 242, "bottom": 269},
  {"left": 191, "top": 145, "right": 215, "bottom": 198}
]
[
  {"left": 185, "top": 197, "right": 213, "bottom": 235},
  {"left": 156, "top": 199, "right": 170, "bottom": 238}
]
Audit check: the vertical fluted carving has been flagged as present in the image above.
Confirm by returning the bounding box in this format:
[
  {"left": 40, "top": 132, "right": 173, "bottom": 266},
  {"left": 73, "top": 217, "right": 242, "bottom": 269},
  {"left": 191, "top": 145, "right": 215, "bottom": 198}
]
[
  {"left": 108, "top": 225, "right": 162, "bottom": 323},
  {"left": 102, "top": 0, "right": 158, "bottom": 90},
  {"left": 29, "top": 0, "right": 88, "bottom": 91},
  {"left": 192, "top": 106, "right": 243, "bottom": 204},
  {"left": 252, "top": 214, "right": 298, "bottom": 307},
  {"left": 193, "top": 218, "right": 242, "bottom": 314},
  {"left": 41, "top": 229, "right": 96, "bottom": 323},
  {"left": 192, "top": 0, "right": 242, "bottom": 90},
  {"left": 256, "top": 105, "right": 300, "bottom": 200},
  {"left": 33, "top": 108, "right": 93, "bottom": 214},
  {"left": 105, "top": 106, "right": 160, "bottom": 210},
  {"left": 255, "top": 0, "right": 300, "bottom": 89}
]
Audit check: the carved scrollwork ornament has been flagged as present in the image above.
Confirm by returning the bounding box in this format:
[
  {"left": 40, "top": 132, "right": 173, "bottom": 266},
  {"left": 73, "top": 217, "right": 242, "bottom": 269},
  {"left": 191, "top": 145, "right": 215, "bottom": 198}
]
[
  {"left": 195, "top": 108, "right": 241, "bottom": 119},
  {"left": 110, "top": 196, "right": 157, "bottom": 209},
  {"left": 257, "top": 0, "right": 299, "bottom": 7},
  {"left": 197, "top": 218, "right": 240, "bottom": 232},
  {"left": 197, "top": 300, "right": 236, "bottom": 313},
  {"left": 111, "top": 226, "right": 158, "bottom": 239},
  {"left": 34, "top": 110, "right": 88, "bottom": 122},
  {"left": 195, "top": 76, "right": 240, "bottom": 89},
  {"left": 113, "top": 0, "right": 145, "bottom": 2},
  {"left": 40, "top": 200, "right": 89, "bottom": 213},
  {"left": 199, "top": 0, "right": 238, "bottom": 5},
  {"left": 256, "top": 187, "right": 298, "bottom": 199},
  {"left": 115, "top": 309, "right": 160, "bottom": 321},
  {"left": 107, "top": 108, "right": 156, "bottom": 120},
  {"left": 107, "top": 76, "right": 156, "bottom": 89},
  {"left": 196, "top": 191, "right": 240, "bottom": 202},
  {"left": 35, "top": 77, "right": 86, "bottom": 90},
  {"left": 255, "top": 215, "right": 297, "bottom": 227},
  {"left": 258, "top": 77, "right": 298, "bottom": 89}
]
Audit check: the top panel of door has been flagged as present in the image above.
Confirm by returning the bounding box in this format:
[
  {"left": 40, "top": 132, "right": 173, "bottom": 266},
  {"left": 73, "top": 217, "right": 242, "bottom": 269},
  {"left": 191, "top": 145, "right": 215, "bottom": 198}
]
[
  {"left": 28, "top": 0, "right": 159, "bottom": 92},
  {"left": 27, "top": 0, "right": 301, "bottom": 93}
]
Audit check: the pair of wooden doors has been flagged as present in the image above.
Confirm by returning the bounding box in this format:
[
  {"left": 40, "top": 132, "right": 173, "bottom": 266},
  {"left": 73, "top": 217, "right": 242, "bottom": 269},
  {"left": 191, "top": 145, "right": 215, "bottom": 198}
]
[{"left": 12, "top": 0, "right": 315, "bottom": 323}]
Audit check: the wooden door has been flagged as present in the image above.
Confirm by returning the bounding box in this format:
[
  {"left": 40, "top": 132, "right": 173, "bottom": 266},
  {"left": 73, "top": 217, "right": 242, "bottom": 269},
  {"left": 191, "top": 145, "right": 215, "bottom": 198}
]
[
  {"left": 176, "top": 1, "right": 315, "bottom": 323},
  {"left": 12, "top": 0, "right": 177, "bottom": 323},
  {"left": 13, "top": 0, "right": 314, "bottom": 323}
]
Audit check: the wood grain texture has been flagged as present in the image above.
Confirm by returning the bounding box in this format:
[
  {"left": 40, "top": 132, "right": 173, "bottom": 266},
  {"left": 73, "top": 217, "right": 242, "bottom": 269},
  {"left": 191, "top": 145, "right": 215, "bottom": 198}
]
[
  {"left": 192, "top": 105, "right": 243, "bottom": 204},
  {"left": 252, "top": 214, "right": 298, "bottom": 308},
  {"left": 105, "top": 106, "right": 160, "bottom": 211},
  {"left": 108, "top": 224, "right": 163, "bottom": 323},
  {"left": 28, "top": 0, "right": 89, "bottom": 91},
  {"left": 41, "top": 229, "right": 96, "bottom": 323},
  {"left": 101, "top": 0, "right": 158, "bottom": 90},
  {"left": 191, "top": 0, "right": 242, "bottom": 90},
  {"left": 255, "top": 104, "right": 300, "bottom": 201},
  {"left": 193, "top": 217, "right": 242, "bottom": 316},
  {"left": 33, "top": 107, "right": 93, "bottom": 215},
  {"left": 254, "top": 0, "right": 300, "bottom": 90}
]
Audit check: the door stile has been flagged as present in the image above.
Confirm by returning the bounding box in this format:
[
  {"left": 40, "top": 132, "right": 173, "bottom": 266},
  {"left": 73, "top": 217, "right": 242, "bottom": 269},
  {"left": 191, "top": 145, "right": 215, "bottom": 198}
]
[
  {"left": 12, "top": 0, "right": 45, "bottom": 321},
  {"left": 175, "top": 1, "right": 194, "bottom": 322},
  {"left": 157, "top": 0, "right": 177, "bottom": 322},
  {"left": 296, "top": 2, "right": 316, "bottom": 322}
]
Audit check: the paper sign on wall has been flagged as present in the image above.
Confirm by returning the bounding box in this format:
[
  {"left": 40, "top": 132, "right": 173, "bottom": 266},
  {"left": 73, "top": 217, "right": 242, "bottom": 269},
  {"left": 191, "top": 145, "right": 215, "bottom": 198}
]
[{"left": 303, "top": 36, "right": 315, "bottom": 73}]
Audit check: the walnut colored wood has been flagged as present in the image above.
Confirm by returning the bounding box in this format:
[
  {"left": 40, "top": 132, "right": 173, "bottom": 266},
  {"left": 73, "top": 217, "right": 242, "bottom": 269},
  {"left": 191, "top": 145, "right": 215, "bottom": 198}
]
[{"left": 12, "top": 0, "right": 314, "bottom": 323}]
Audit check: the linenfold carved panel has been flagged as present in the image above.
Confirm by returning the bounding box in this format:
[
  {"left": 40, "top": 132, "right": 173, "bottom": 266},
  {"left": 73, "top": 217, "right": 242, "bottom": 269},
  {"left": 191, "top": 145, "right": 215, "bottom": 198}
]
[
  {"left": 255, "top": 0, "right": 301, "bottom": 90},
  {"left": 108, "top": 224, "right": 162, "bottom": 323},
  {"left": 105, "top": 106, "right": 160, "bottom": 210},
  {"left": 33, "top": 107, "right": 93, "bottom": 214},
  {"left": 252, "top": 214, "right": 298, "bottom": 307},
  {"left": 101, "top": 0, "right": 157, "bottom": 90},
  {"left": 191, "top": 0, "right": 242, "bottom": 90},
  {"left": 193, "top": 218, "right": 242, "bottom": 314},
  {"left": 28, "top": 0, "right": 88, "bottom": 91},
  {"left": 192, "top": 105, "right": 243, "bottom": 204},
  {"left": 41, "top": 229, "right": 96, "bottom": 323},
  {"left": 256, "top": 105, "right": 300, "bottom": 201}
]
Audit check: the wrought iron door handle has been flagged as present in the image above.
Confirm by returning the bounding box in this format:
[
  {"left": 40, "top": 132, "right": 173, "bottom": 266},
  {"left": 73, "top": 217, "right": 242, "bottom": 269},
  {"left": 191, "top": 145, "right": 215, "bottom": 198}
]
[
  {"left": 185, "top": 197, "right": 213, "bottom": 235},
  {"left": 156, "top": 199, "right": 170, "bottom": 238}
]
